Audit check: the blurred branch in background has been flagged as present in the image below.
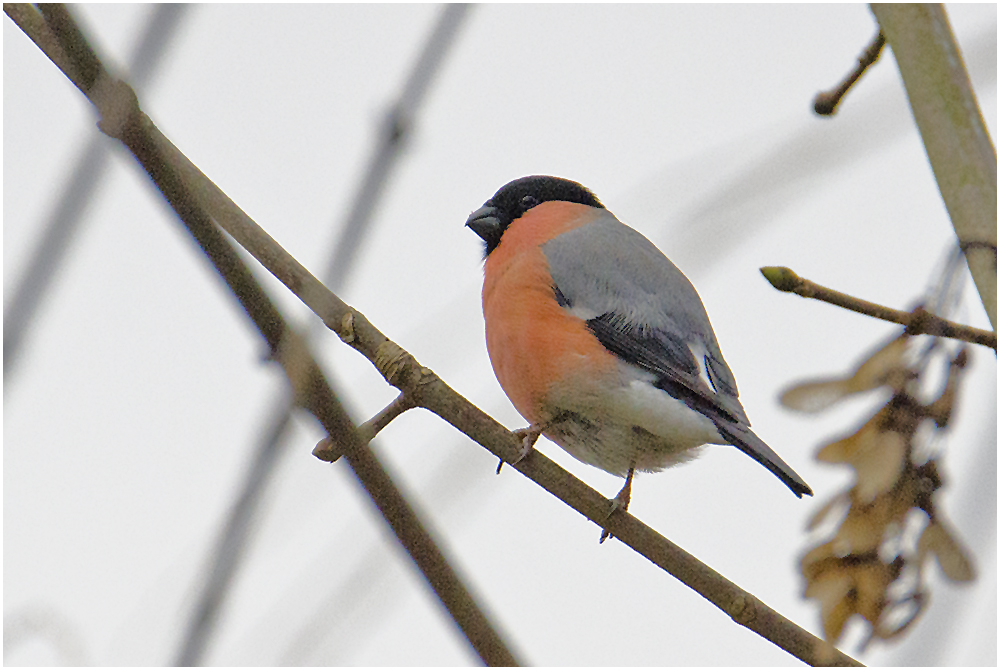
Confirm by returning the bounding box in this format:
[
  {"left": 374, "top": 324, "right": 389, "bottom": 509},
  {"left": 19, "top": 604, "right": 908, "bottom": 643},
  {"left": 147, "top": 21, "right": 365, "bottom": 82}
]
[
  {"left": 3, "top": 3, "right": 186, "bottom": 384},
  {"left": 870, "top": 3, "right": 997, "bottom": 331},
  {"left": 6, "top": 3, "right": 863, "bottom": 665},
  {"left": 174, "top": 5, "right": 470, "bottom": 665},
  {"left": 627, "top": 22, "right": 995, "bottom": 279},
  {"left": 5, "top": 4, "right": 518, "bottom": 666},
  {"left": 772, "top": 5, "right": 994, "bottom": 659}
]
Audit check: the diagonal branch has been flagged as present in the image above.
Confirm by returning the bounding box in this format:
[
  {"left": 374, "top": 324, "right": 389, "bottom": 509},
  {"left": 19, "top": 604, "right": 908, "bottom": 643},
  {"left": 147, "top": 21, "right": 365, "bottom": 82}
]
[
  {"left": 3, "top": 4, "right": 186, "bottom": 381},
  {"left": 7, "top": 4, "right": 519, "bottom": 666},
  {"left": 7, "top": 4, "right": 862, "bottom": 666},
  {"left": 760, "top": 266, "right": 996, "bottom": 350},
  {"left": 869, "top": 4, "right": 997, "bottom": 330},
  {"left": 173, "top": 5, "right": 470, "bottom": 665}
]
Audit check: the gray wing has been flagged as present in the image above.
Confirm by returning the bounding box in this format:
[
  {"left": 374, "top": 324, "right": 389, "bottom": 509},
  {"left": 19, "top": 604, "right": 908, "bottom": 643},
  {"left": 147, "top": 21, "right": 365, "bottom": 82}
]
[
  {"left": 542, "top": 211, "right": 747, "bottom": 424},
  {"left": 542, "top": 211, "right": 812, "bottom": 497}
]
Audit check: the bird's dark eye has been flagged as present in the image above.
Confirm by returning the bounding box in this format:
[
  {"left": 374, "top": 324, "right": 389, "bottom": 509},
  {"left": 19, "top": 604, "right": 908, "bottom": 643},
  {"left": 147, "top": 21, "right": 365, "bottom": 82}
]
[{"left": 520, "top": 195, "right": 540, "bottom": 211}]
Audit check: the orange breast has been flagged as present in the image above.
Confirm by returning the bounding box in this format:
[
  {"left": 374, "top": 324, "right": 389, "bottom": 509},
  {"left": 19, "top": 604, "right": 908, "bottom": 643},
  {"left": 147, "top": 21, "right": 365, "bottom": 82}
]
[{"left": 481, "top": 202, "right": 616, "bottom": 424}]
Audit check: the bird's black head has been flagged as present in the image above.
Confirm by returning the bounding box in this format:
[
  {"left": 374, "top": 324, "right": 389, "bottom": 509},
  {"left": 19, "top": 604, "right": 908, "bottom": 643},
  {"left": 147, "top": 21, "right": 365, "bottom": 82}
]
[{"left": 465, "top": 175, "right": 604, "bottom": 257}]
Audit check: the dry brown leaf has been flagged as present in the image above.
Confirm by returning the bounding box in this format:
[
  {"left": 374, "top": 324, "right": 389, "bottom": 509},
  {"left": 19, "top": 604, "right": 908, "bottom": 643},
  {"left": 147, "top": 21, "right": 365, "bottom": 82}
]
[
  {"left": 832, "top": 505, "right": 887, "bottom": 555},
  {"left": 817, "top": 410, "right": 907, "bottom": 502},
  {"left": 918, "top": 521, "right": 976, "bottom": 582},
  {"left": 801, "top": 542, "right": 838, "bottom": 579},
  {"left": 852, "top": 562, "right": 891, "bottom": 624},
  {"left": 849, "top": 335, "right": 910, "bottom": 392},
  {"left": 852, "top": 431, "right": 908, "bottom": 503},
  {"left": 807, "top": 493, "right": 849, "bottom": 531},
  {"left": 780, "top": 378, "right": 852, "bottom": 413},
  {"left": 805, "top": 569, "right": 855, "bottom": 643},
  {"left": 817, "top": 420, "right": 880, "bottom": 464},
  {"left": 780, "top": 335, "right": 909, "bottom": 414}
]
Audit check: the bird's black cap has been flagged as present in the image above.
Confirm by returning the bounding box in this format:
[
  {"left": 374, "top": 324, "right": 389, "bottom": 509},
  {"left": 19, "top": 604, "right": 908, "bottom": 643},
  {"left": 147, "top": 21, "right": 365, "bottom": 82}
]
[{"left": 466, "top": 176, "right": 604, "bottom": 256}]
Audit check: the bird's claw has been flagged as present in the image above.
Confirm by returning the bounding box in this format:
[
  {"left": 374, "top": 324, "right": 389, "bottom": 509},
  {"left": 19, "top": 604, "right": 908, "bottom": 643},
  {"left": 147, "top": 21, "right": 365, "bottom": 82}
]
[
  {"left": 599, "top": 497, "right": 626, "bottom": 544},
  {"left": 599, "top": 466, "right": 635, "bottom": 544},
  {"left": 496, "top": 424, "right": 544, "bottom": 474}
]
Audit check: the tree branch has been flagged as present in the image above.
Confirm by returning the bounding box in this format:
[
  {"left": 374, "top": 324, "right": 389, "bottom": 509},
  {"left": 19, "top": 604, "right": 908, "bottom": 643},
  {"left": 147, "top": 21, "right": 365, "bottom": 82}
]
[
  {"left": 7, "top": 4, "right": 862, "bottom": 666},
  {"left": 8, "top": 4, "right": 519, "bottom": 666},
  {"left": 172, "top": 6, "right": 470, "bottom": 664},
  {"left": 760, "top": 266, "right": 996, "bottom": 350},
  {"left": 813, "top": 29, "right": 885, "bottom": 116},
  {"left": 869, "top": 4, "right": 997, "bottom": 330},
  {"left": 3, "top": 4, "right": 185, "bottom": 381},
  {"left": 315, "top": 393, "right": 418, "bottom": 462}
]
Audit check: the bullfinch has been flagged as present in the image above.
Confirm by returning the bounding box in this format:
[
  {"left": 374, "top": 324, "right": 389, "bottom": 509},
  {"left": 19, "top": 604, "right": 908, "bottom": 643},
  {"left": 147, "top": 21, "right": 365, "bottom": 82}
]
[{"left": 466, "top": 175, "right": 812, "bottom": 541}]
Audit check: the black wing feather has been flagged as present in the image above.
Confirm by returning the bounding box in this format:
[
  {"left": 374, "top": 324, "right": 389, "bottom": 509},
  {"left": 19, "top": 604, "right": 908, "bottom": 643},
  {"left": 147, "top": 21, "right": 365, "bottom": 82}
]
[{"left": 584, "top": 312, "right": 742, "bottom": 425}]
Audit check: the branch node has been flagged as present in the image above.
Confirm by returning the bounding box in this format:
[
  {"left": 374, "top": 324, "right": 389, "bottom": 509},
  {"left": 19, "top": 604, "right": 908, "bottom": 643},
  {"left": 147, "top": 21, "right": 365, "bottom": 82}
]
[
  {"left": 337, "top": 311, "right": 356, "bottom": 343},
  {"left": 91, "top": 74, "right": 140, "bottom": 140},
  {"left": 374, "top": 340, "right": 411, "bottom": 388},
  {"left": 960, "top": 239, "right": 998, "bottom": 256},
  {"left": 726, "top": 594, "right": 759, "bottom": 626}
]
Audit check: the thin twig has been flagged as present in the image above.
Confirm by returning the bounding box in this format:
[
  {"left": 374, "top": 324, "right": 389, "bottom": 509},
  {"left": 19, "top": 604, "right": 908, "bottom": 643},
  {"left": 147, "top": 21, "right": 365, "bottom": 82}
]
[
  {"left": 8, "top": 4, "right": 863, "bottom": 665},
  {"left": 174, "top": 5, "right": 470, "bottom": 664},
  {"left": 760, "top": 266, "right": 996, "bottom": 350},
  {"left": 813, "top": 30, "right": 885, "bottom": 116},
  {"left": 3, "top": 4, "right": 186, "bottom": 382},
  {"left": 315, "top": 393, "right": 418, "bottom": 461},
  {"left": 355, "top": 393, "right": 419, "bottom": 444},
  {"left": 324, "top": 3, "right": 470, "bottom": 293},
  {"left": 869, "top": 4, "right": 997, "bottom": 330},
  {"left": 11, "top": 5, "right": 519, "bottom": 666}
]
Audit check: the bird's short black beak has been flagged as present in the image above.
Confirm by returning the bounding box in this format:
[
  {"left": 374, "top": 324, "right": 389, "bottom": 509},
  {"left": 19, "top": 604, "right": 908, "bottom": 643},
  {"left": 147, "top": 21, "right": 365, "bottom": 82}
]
[
  {"left": 465, "top": 205, "right": 501, "bottom": 239},
  {"left": 465, "top": 204, "right": 505, "bottom": 256}
]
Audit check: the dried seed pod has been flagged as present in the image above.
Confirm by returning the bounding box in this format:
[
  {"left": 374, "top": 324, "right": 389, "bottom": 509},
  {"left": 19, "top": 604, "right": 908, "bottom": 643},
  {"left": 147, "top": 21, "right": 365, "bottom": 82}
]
[
  {"left": 918, "top": 520, "right": 976, "bottom": 582},
  {"left": 781, "top": 335, "right": 910, "bottom": 413}
]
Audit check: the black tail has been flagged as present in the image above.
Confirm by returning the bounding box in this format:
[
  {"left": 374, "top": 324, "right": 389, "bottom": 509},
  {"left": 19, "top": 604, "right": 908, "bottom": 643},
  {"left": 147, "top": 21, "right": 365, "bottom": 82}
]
[{"left": 714, "top": 422, "right": 813, "bottom": 498}]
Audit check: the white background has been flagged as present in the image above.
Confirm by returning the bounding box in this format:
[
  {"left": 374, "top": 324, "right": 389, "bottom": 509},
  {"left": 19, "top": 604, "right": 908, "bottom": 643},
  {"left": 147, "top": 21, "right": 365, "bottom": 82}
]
[{"left": 4, "top": 4, "right": 996, "bottom": 666}]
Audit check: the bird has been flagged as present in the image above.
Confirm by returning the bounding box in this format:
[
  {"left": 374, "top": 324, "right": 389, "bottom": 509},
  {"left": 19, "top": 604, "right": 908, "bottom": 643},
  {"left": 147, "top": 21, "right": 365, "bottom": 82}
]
[{"left": 466, "top": 175, "right": 812, "bottom": 542}]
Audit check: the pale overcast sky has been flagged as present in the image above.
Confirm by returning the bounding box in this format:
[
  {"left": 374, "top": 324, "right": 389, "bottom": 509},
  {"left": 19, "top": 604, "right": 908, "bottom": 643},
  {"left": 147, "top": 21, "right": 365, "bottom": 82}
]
[{"left": 5, "top": 4, "right": 996, "bottom": 666}]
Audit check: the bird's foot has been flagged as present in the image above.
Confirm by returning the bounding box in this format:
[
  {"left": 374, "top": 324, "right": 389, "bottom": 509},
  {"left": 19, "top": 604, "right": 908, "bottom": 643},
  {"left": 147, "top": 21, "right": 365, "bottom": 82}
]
[
  {"left": 496, "top": 423, "right": 545, "bottom": 474},
  {"left": 599, "top": 466, "right": 635, "bottom": 544}
]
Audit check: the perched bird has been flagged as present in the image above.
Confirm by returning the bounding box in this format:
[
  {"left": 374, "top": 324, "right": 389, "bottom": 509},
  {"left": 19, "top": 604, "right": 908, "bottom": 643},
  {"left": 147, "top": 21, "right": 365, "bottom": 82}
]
[{"left": 466, "top": 175, "right": 812, "bottom": 541}]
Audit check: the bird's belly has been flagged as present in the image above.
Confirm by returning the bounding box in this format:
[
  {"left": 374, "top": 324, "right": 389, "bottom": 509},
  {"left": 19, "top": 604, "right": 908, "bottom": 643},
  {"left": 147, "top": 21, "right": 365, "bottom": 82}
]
[{"left": 544, "top": 376, "right": 724, "bottom": 476}]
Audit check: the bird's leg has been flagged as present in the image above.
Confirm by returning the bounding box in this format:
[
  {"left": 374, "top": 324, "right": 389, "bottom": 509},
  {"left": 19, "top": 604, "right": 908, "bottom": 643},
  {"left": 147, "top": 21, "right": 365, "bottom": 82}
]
[
  {"left": 600, "top": 463, "right": 636, "bottom": 544},
  {"left": 496, "top": 422, "right": 546, "bottom": 474}
]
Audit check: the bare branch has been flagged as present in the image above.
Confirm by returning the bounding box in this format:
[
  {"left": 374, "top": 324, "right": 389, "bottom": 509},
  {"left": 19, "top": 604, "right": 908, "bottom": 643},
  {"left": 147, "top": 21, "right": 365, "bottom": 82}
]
[
  {"left": 315, "top": 393, "right": 418, "bottom": 462},
  {"left": 10, "top": 5, "right": 519, "bottom": 666},
  {"left": 7, "top": 5, "right": 862, "bottom": 665},
  {"left": 761, "top": 266, "right": 996, "bottom": 350},
  {"left": 3, "top": 4, "right": 185, "bottom": 381},
  {"left": 814, "top": 30, "right": 885, "bottom": 116},
  {"left": 173, "top": 6, "right": 470, "bottom": 664},
  {"left": 149, "top": 74, "right": 864, "bottom": 669},
  {"left": 869, "top": 4, "right": 997, "bottom": 330}
]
